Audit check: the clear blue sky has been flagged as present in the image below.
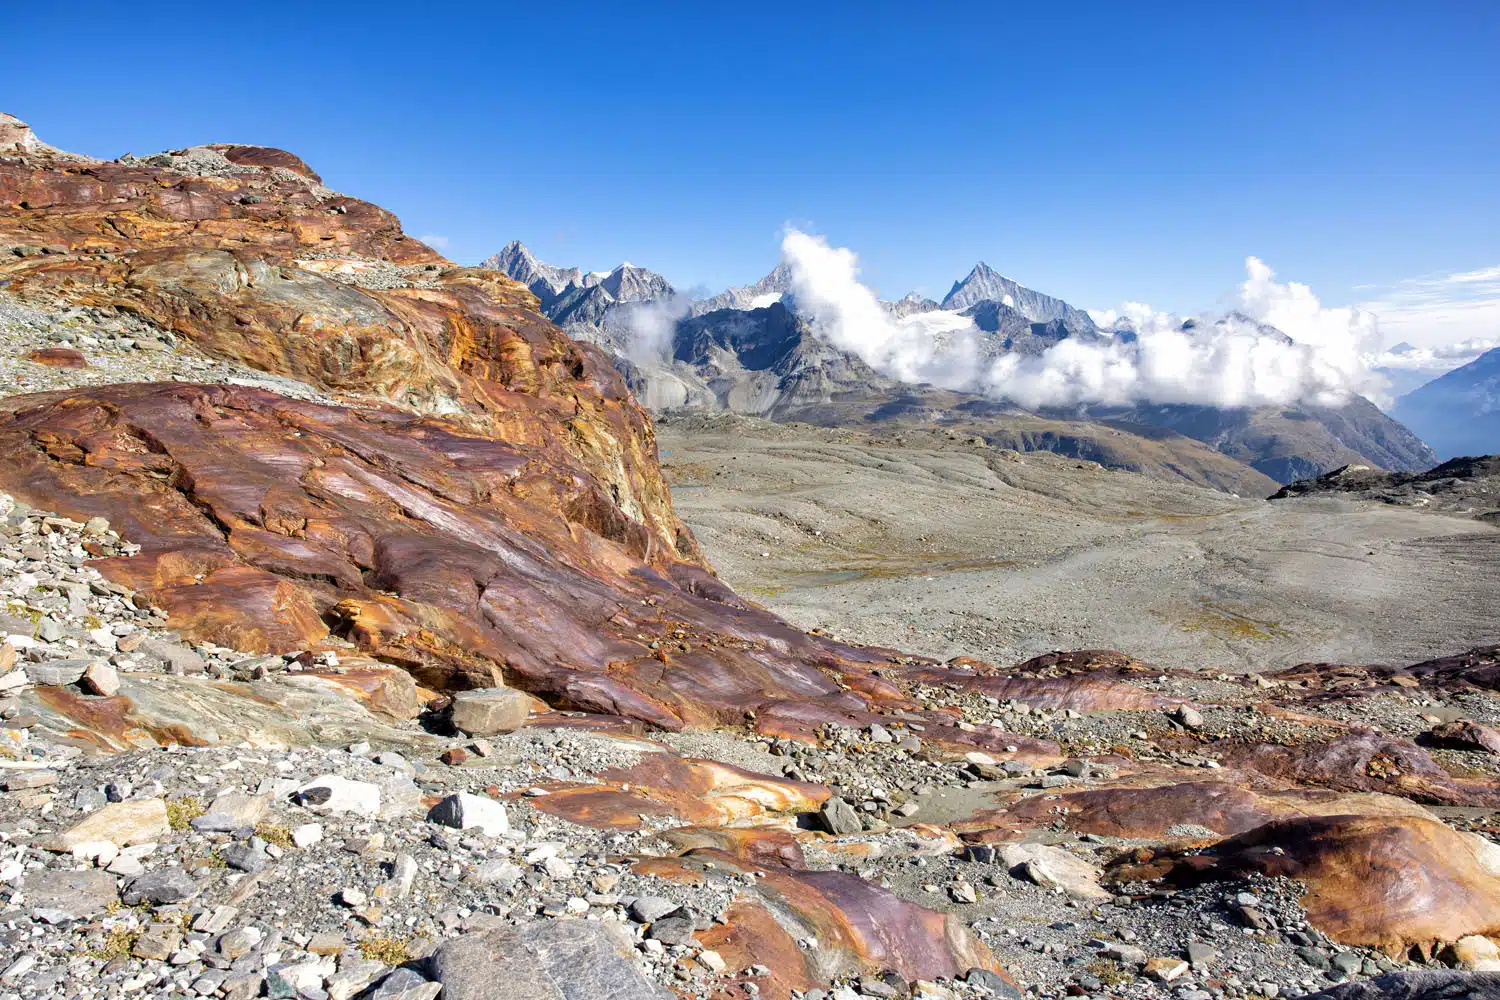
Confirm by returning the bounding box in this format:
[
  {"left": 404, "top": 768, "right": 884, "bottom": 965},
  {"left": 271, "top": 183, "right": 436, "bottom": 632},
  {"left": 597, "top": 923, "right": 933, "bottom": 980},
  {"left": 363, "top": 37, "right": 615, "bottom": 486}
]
[{"left": 10, "top": 1, "right": 1499, "bottom": 331}]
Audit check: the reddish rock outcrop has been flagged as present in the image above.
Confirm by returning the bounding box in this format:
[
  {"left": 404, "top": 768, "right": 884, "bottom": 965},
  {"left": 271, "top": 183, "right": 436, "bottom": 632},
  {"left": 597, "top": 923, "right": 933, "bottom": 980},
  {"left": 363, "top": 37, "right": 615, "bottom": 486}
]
[{"left": 1129, "top": 815, "right": 1500, "bottom": 956}]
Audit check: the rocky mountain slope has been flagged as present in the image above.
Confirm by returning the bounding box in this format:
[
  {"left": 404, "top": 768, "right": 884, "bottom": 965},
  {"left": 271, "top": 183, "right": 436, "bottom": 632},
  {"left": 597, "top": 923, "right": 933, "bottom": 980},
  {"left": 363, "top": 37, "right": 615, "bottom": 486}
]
[
  {"left": 1392, "top": 347, "right": 1500, "bottom": 460},
  {"left": 1, "top": 113, "right": 1499, "bottom": 1000},
  {"left": 483, "top": 244, "right": 1434, "bottom": 491}
]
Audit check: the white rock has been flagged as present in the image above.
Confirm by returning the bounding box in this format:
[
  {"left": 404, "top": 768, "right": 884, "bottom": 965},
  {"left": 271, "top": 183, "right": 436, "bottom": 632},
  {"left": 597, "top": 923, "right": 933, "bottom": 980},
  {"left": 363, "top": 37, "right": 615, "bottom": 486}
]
[
  {"left": 291, "top": 775, "right": 381, "bottom": 818},
  {"left": 291, "top": 823, "right": 324, "bottom": 848},
  {"left": 427, "top": 792, "right": 509, "bottom": 836}
]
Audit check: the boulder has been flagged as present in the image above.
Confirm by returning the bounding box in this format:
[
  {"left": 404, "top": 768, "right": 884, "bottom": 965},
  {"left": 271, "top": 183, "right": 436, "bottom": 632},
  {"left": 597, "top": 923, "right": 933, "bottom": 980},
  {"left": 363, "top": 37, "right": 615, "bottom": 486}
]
[
  {"left": 291, "top": 775, "right": 381, "bottom": 818},
  {"left": 449, "top": 687, "right": 532, "bottom": 736},
  {"left": 24, "top": 868, "right": 117, "bottom": 920},
  {"left": 80, "top": 660, "right": 119, "bottom": 696},
  {"left": 41, "top": 798, "right": 170, "bottom": 851},
  {"left": 427, "top": 792, "right": 508, "bottom": 836},
  {"left": 998, "top": 842, "right": 1112, "bottom": 901},
  {"left": 426, "top": 919, "right": 659, "bottom": 1000},
  {"left": 25, "top": 658, "right": 97, "bottom": 687}
]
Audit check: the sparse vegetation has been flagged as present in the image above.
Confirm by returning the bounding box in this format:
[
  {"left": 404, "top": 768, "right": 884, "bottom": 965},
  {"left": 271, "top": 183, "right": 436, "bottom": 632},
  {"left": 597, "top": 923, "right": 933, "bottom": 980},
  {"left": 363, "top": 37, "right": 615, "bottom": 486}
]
[
  {"left": 358, "top": 934, "right": 410, "bottom": 965},
  {"left": 165, "top": 796, "right": 204, "bottom": 831}
]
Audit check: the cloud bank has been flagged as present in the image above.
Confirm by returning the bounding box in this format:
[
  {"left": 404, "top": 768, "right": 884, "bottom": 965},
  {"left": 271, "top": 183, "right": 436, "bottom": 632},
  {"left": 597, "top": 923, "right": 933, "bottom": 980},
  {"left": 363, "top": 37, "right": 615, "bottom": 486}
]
[
  {"left": 1358, "top": 264, "right": 1500, "bottom": 351},
  {"left": 781, "top": 230, "right": 1389, "bottom": 409}
]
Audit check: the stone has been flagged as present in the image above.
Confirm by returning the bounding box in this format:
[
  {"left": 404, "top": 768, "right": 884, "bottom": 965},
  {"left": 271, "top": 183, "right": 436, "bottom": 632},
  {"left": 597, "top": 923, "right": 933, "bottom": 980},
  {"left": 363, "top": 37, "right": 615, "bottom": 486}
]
[
  {"left": 24, "top": 657, "right": 97, "bottom": 686},
  {"left": 448, "top": 687, "right": 532, "bottom": 736},
  {"left": 999, "top": 843, "right": 1112, "bottom": 901},
  {"left": 292, "top": 823, "right": 324, "bottom": 848},
  {"left": 1144, "top": 957, "right": 1189, "bottom": 982},
  {"left": 1330, "top": 951, "right": 1365, "bottom": 977},
  {"left": 1186, "top": 940, "right": 1218, "bottom": 969},
  {"left": 41, "top": 798, "right": 170, "bottom": 850},
  {"left": 1174, "top": 705, "right": 1205, "bottom": 731},
  {"left": 23, "top": 868, "right": 117, "bottom": 920},
  {"left": 220, "top": 842, "right": 267, "bottom": 873},
  {"left": 292, "top": 775, "right": 381, "bottom": 817},
  {"left": 1103, "top": 944, "right": 1146, "bottom": 965},
  {"left": 1447, "top": 934, "right": 1500, "bottom": 971},
  {"left": 124, "top": 867, "right": 201, "bottom": 905},
  {"left": 326, "top": 958, "right": 386, "bottom": 1000},
  {"left": 1427, "top": 721, "right": 1500, "bottom": 756},
  {"left": 0, "top": 769, "right": 57, "bottom": 790},
  {"left": 646, "top": 915, "right": 696, "bottom": 945},
  {"left": 365, "top": 968, "right": 441, "bottom": 1000},
  {"left": 698, "top": 950, "right": 727, "bottom": 974},
  {"left": 138, "top": 638, "right": 207, "bottom": 674},
  {"left": 207, "top": 792, "right": 271, "bottom": 827},
  {"left": 819, "top": 796, "right": 863, "bottom": 835},
  {"left": 427, "top": 792, "right": 508, "bottom": 836},
  {"left": 133, "top": 922, "right": 183, "bottom": 961},
  {"left": 427, "top": 919, "right": 659, "bottom": 999}
]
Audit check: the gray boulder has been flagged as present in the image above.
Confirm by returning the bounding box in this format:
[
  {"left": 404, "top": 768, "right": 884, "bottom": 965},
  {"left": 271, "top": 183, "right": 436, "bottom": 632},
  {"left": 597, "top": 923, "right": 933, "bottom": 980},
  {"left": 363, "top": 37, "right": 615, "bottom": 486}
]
[
  {"left": 427, "top": 919, "right": 664, "bottom": 1000},
  {"left": 448, "top": 687, "right": 531, "bottom": 736}
]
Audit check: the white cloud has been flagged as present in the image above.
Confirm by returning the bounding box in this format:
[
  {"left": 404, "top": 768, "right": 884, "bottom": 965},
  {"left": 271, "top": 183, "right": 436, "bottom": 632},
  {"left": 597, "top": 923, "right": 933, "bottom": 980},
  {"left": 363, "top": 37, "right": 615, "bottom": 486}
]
[
  {"left": 781, "top": 232, "right": 1389, "bottom": 410},
  {"left": 418, "top": 233, "right": 451, "bottom": 251},
  {"left": 1369, "top": 338, "right": 1498, "bottom": 371},
  {"left": 1357, "top": 264, "right": 1500, "bottom": 349}
]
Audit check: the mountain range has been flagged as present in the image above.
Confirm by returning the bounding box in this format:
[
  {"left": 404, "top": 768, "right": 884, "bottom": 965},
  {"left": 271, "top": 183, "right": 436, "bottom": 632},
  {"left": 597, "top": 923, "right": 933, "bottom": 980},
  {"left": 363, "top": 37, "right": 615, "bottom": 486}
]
[
  {"left": 1393, "top": 345, "right": 1500, "bottom": 459},
  {"left": 485, "top": 241, "right": 1443, "bottom": 493}
]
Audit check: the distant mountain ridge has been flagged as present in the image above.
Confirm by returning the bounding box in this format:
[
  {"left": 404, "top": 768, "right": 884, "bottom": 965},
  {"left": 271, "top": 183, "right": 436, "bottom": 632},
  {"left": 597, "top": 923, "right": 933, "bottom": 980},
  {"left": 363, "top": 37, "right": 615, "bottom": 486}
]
[
  {"left": 1392, "top": 346, "right": 1500, "bottom": 459},
  {"left": 482, "top": 240, "right": 1437, "bottom": 490},
  {"left": 482, "top": 240, "right": 675, "bottom": 322}
]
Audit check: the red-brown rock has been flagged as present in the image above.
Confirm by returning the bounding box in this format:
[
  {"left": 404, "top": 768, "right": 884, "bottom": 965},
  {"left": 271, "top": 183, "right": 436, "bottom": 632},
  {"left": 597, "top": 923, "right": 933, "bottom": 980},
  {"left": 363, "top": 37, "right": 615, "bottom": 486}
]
[
  {"left": 24, "top": 347, "right": 86, "bottom": 367},
  {"left": 1143, "top": 815, "right": 1500, "bottom": 955}
]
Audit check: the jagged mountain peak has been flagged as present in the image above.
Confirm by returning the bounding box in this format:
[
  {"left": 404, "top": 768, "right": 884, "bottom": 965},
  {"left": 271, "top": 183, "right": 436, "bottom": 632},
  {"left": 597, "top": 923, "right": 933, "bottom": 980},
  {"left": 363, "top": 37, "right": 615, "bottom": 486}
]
[
  {"left": 482, "top": 241, "right": 674, "bottom": 310},
  {"left": 940, "top": 262, "right": 1097, "bottom": 334}
]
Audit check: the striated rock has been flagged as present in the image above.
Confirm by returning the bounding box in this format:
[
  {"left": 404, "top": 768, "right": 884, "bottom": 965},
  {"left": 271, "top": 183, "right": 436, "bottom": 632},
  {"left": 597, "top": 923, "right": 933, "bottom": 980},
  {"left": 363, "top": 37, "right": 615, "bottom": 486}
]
[{"left": 528, "top": 753, "right": 826, "bottom": 829}]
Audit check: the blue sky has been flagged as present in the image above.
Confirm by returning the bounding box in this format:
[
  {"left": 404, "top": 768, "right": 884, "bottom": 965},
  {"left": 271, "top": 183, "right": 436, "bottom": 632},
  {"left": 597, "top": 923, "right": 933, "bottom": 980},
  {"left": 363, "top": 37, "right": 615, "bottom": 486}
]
[{"left": 10, "top": 2, "right": 1499, "bottom": 345}]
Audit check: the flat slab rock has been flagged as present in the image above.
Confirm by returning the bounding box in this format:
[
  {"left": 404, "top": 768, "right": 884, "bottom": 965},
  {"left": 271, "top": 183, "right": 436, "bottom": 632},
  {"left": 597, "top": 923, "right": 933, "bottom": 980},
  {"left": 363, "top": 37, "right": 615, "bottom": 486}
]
[
  {"left": 427, "top": 919, "right": 669, "bottom": 1000},
  {"left": 24, "top": 868, "right": 118, "bottom": 920},
  {"left": 1291, "top": 971, "right": 1500, "bottom": 999}
]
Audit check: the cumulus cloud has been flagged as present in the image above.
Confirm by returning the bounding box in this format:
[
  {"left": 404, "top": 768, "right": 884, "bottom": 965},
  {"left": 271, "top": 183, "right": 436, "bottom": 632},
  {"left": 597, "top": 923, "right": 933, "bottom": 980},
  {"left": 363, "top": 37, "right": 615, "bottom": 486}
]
[
  {"left": 1370, "top": 338, "right": 1498, "bottom": 371},
  {"left": 1357, "top": 264, "right": 1500, "bottom": 349},
  {"left": 780, "top": 230, "right": 1390, "bottom": 409}
]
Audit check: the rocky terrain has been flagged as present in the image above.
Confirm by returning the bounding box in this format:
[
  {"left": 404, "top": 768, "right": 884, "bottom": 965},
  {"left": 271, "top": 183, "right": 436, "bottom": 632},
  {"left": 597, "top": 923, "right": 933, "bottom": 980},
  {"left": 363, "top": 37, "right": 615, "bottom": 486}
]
[
  {"left": 658, "top": 415, "right": 1500, "bottom": 673},
  {"left": 1, "top": 113, "right": 1498, "bottom": 1000}
]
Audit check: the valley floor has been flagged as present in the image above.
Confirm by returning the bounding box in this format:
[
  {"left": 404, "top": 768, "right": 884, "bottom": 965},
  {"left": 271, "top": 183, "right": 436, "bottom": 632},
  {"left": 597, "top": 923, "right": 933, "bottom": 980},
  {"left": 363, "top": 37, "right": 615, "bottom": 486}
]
[{"left": 660, "top": 416, "right": 1500, "bottom": 673}]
